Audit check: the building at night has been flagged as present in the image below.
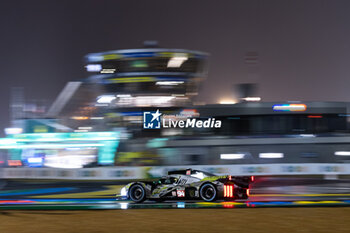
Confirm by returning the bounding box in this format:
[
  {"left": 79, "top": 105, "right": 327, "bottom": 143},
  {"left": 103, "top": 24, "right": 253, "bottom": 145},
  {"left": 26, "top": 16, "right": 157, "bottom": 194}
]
[
  {"left": 3, "top": 44, "right": 210, "bottom": 168},
  {"left": 47, "top": 45, "right": 209, "bottom": 134}
]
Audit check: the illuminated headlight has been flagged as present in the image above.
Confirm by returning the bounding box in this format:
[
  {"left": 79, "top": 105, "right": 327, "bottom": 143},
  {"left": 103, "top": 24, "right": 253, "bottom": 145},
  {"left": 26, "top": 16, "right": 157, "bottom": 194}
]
[{"left": 120, "top": 187, "right": 127, "bottom": 196}]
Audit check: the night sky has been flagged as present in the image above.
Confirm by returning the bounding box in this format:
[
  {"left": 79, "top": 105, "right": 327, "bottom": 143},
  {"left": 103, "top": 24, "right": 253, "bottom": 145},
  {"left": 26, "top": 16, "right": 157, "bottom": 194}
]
[{"left": 1, "top": 0, "right": 350, "bottom": 132}]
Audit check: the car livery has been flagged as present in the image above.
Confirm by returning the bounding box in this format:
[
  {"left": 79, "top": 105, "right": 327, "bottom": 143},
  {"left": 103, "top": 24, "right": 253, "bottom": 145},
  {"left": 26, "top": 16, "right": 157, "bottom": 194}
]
[{"left": 117, "top": 169, "right": 253, "bottom": 203}]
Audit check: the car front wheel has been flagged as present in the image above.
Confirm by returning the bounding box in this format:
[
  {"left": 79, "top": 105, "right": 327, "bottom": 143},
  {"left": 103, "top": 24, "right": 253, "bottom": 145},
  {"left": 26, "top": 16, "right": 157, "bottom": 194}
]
[
  {"left": 199, "top": 183, "right": 217, "bottom": 202},
  {"left": 129, "top": 184, "right": 146, "bottom": 203}
]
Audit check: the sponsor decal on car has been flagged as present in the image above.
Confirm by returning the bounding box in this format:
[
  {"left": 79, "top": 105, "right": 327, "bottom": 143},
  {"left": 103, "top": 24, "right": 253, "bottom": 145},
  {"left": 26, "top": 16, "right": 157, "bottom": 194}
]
[
  {"left": 177, "top": 190, "right": 185, "bottom": 197},
  {"left": 200, "top": 175, "right": 228, "bottom": 181}
]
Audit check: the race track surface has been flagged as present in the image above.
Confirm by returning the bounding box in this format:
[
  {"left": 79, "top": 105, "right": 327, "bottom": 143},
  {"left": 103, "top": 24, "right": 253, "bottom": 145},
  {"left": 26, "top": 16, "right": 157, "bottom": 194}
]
[
  {"left": 1, "top": 177, "right": 350, "bottom": 210},
  {"left": 3, "top": 208, "right": 350, "bottom": 233}
]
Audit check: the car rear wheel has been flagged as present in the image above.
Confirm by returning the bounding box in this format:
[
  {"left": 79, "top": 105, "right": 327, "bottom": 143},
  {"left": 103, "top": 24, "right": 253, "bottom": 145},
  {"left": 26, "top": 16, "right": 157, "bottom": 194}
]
[
  {"left": 200, "top": 183, "right": 217, "bottom": 202},
  {"left": 129, "top": 184, "right": 146, "bottom": 203}
]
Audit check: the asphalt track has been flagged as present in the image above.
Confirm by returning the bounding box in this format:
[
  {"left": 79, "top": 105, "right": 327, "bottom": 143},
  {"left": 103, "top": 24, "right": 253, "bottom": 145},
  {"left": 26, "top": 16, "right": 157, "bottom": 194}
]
[{"left": 1, "top": 177, "right": 350, "bottom": 210}]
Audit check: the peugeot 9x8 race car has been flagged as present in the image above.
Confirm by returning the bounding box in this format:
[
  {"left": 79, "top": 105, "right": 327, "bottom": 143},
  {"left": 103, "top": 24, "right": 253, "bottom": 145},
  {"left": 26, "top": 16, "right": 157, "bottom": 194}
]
[{"left": 117, "top": 169, "right": 252, "bottom": 203}]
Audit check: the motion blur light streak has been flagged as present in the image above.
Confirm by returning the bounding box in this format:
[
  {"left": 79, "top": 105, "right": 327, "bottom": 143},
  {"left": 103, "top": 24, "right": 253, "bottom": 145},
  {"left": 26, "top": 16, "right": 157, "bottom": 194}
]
[
  {"left": 109, "top": 77, "right": 155, "bottom": 83},
  {"left": 335, "top": 151, "right": 350, "bottom": 156},
  {"left": 78, "top": 127, "right": 92, "bottom": 130},
  {"left": 120, "top": 202, "right": 128, "bottom": 210},
  {"left": 219, "top": 99, "right": 236, "bottom": 104},
  {"left": 27, "top": 157, "right": 43, "bottom": 163},
  {"left": 259, "top": 153, "right": 284, "bottom": 158},
  {"left": 167, "top": 56, "right": 188, "bottom": 68},
  {"left": 44, "top": 155, "right": 97, "bottom": 168},
  {"left": 177, "top": 202, "right": 185, "bottom": 208},
  {"left": 223, "top": 203, "right": 235, "bottom": 208},
  {"left": 85, "top": 64, "right": 102, "bottom": 72},
  {"left": 96, "top": 95, "right": 116, "bottom": 104},
  {"left": 7, "top": 160, "right": 22, "bottom": 166},
  {"left": 5, "top": 132, "right": 119, "bottom": 142},
  {"left": 155, "top": 81, "right": 184, "bottom": 85},
  {"left": 307, "top": 115, "right": 323, "bottom": 118},
  {"left": 116, "top": 94, "right": 131, "bottom": 98},
  {"left": 300, "top": 134, "right": 316, "bottom": 137},
  {"left": 90, "top": 117, "right": 104, "bottom": 120},
  {"left": 134, "top": 96, "right": 175, "bottom": 107},
  {"left": 71, "top": 116, "right": 89, "bottom": 120},
  {"left": 220, "top": 153, "right": 245, "bottom": 159},
  {"left": 272, "top": 104, "right": 307, "bottom": 111},
  {"left": 241, "top": 97, "right": 261, "bottom": 102},
  {"left": 100, "top": 68, "right": 116, "bottom": 74},
  {"left": 0, "top": 143, "right": 103, "bottom": 149},
  {"left": 4, "top": 128, "right": 23, "bottom": 135},
  {"left": 115, "top": 95, "right": 179, "bottom": 107},
  {"left": 0, "top": 138, "right": 17, "bottom": 144}
]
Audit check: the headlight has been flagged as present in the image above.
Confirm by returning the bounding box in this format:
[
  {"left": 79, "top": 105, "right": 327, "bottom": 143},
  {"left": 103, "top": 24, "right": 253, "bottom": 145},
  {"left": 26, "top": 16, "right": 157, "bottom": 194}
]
[{"left": 120, "top": 187, "right": 127, "bottom": 196}]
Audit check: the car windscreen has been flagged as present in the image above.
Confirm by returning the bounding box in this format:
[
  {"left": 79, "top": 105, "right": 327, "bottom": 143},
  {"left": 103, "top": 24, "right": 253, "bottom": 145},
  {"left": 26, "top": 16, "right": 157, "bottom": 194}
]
[{"left": 191, "top": 170, "right": 215, "bottom": 179}]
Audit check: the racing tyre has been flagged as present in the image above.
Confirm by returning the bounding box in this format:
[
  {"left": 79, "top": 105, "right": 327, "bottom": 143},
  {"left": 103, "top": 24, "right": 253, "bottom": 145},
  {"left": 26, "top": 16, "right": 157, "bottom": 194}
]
[
  {"left": 200, "top": 183, "right": 217, "bottom": 202},
  {"left": 129, "top": 184, "right": 146, "bottom": 203}
]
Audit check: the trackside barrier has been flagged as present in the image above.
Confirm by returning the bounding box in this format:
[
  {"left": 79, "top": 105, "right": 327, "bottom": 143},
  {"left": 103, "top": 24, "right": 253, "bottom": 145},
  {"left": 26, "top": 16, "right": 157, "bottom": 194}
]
[{"left": 0, "top": 163, "right": 349, "bottom": 180}]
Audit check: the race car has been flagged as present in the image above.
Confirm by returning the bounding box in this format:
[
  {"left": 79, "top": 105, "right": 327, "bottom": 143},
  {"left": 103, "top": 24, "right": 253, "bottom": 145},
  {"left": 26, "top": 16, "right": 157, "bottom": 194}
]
[{"left": 117, "top": 169, "right": 252, "bottom": 203}]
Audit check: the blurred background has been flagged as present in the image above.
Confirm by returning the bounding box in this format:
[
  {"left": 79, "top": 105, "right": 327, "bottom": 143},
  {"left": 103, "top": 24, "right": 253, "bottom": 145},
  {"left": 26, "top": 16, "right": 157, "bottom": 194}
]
[{"left": 1, "top": 0, "right": 350, "bottom": 181}]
